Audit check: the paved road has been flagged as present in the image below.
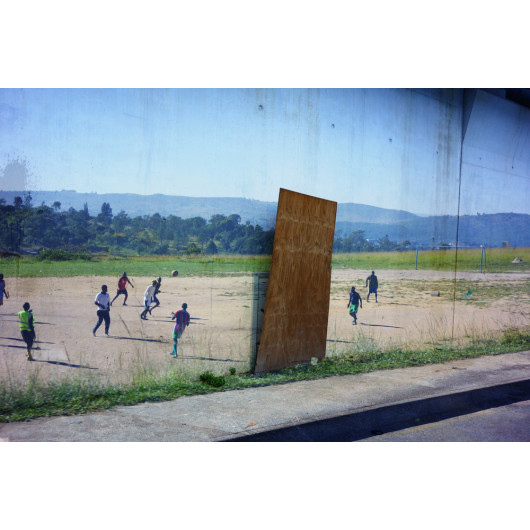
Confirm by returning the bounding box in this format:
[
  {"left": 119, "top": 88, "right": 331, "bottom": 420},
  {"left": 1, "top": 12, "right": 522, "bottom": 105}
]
[{"left": 364, "top": 400, "right": 530, "bottom": 442}]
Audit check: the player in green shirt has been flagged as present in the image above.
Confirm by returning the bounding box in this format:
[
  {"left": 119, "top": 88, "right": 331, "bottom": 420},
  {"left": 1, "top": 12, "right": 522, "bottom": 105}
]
[{"left": 18, "top": 302, "right": 36, "bottom": 361}]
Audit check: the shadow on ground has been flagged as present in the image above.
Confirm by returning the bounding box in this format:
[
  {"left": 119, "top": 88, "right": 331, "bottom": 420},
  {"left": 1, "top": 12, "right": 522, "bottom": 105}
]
[{"left": 227, "top": 379, "right": 530, "bottom": 442}]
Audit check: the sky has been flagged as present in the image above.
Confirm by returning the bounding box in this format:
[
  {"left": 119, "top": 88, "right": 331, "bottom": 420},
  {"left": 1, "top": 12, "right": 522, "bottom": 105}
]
[{"left": 0, "top": 91, "right": 528, "bottom": 218}]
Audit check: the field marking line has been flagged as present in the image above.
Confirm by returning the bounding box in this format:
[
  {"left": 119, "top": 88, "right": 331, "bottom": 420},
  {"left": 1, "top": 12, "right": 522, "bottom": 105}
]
[
  {"left": 118, "top": 313, "right": 132, "bottom": 337},
  {"left": 62, "top": 341, "right": 71, "bottom": 363}
]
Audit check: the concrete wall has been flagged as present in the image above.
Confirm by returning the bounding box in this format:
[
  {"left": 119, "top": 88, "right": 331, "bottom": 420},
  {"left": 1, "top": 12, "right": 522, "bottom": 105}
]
[
  {"left": 310, "top": 88, "right": 464, "bottom": 217},
  {"left": 326, "top": 87, "right": 528, "bottom": 217},
  {"left": 461, "top": 89, "right": 530, "bottom": 215}
]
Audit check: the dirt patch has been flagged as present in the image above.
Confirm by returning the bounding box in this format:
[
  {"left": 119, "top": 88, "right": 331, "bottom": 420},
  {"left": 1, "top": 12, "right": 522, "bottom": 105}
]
[
  {"left": 328, "top": 269, "right": 530, "bottom": 355},
  {"left": 1, "top": 274, "right": 255, "bottom": 387},
  {"left": 1, "top": 270, "right": 528, "bottom": 387}
]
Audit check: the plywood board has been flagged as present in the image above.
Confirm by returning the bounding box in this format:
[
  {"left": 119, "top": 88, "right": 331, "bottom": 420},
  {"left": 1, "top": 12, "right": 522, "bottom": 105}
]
[{"left": 254, "top": 189, "right": 337, "bottom": 373}]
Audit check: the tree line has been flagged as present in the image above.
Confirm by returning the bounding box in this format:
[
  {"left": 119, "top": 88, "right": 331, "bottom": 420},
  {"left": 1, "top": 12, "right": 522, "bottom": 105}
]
[
  {"left": 1, "top": 193, "right": 410, "bottom": 256},
  {"left": 332, "top": 230, "right": 411, "bottom": 252},
  {"left": 0, "top": 193, "right": 274, "bottom": 255}
]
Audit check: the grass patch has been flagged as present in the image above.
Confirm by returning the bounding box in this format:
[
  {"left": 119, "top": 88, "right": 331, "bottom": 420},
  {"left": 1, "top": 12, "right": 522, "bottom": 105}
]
[
  {"left": 34, "top": 249, "right": 92, "bottom": 261},
  {"left": 2, "top": 247, "right": 529, "bottom": 278},
  {"left": 1, "top": 326, "right": 529, "bottom": 423},
  {"left": 0, "top": 254, "right": 272, "bottom": 278},
  {"left": 332, "top": 247, "right": 530, "bottom": 273},
  {"left": 199, "top": 371, "right": 227, "bottom": 387},
  {"left": 500, "top": 327, "right": 530, "bottom": 346}
]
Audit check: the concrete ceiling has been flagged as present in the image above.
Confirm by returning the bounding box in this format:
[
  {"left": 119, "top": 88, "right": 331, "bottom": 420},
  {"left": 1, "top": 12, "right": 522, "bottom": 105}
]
[{"left": 482, "top": 88, "right": 530, "bottom": 111}]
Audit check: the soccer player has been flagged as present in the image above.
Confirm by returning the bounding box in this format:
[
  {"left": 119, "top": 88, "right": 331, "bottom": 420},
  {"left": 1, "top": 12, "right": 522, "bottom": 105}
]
[
  {"left": 347, "top": 286, "right": 362, "bottom": 325},
  {"left": 18, "top": 302, "right": 36, "bottom": 361},
  {"left": 0, "top": 273, "right": 8, "bottom": 308},
  {"left": 140, "top": 280, "right": 157, "bottom": 320},
  {"left": 93, "top": 284, "right": 111, "bottom": 336},
  {"left": 111, "top": 272, "right": 134, "bottom": 306},
  {"left": 149, "top": 276, "right": 162, "bottom": 314},
  {"left": 170, "top": 303, "right": 190, "bottom": 358},
  {"left": 366, "top": 270, "right": 378, "bottom": 302}
]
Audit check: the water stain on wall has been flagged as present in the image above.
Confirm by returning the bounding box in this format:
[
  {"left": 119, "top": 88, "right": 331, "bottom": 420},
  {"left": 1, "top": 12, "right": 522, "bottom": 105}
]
[{"left": 0, "top": 158, "right": 32, "bottom": 191}]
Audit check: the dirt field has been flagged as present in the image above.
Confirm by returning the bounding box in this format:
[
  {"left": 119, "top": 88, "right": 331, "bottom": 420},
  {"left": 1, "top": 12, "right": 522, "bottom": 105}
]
[
  {"left": 1, "top": 270, "right": 529, "bottom": 387},
  {"left": 328, "top": 270, "right": 529, "bottom": 355}
]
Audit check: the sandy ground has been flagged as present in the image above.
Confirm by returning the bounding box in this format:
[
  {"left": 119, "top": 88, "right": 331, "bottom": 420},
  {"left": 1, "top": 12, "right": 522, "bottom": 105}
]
[
  {"left": 328, "top": 270, "right": 529, "bottom": 356},
  {"left": 1, "top": 270, "right": 529, "bottom": 387}
]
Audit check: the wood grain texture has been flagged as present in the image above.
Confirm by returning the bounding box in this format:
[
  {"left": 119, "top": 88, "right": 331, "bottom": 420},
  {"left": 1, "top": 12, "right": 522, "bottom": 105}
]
[{"left": 254, "top": 189, "right": 337, "bottom": 373}]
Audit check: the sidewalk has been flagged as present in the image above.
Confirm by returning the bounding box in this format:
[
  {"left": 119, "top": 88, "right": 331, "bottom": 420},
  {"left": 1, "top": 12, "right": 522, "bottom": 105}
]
[{"left": 1, "top": 351, "right": 529, "bottom": 442}]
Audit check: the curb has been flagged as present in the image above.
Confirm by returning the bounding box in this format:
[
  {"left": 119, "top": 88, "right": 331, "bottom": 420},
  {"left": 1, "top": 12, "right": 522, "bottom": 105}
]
[{"left": 224, "top": 378, "right": 530, "bottom": 442}]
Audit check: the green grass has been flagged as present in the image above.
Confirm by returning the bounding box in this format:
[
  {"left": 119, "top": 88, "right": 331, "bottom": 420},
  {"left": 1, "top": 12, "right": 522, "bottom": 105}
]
[
  {"left": 332, "top": 247, "right": 530, "bottom": 273},
  {"left": 2, "top": 247, "right": 528, "bottom": 278},
  {"left": 1, "top": 326, "right": 528, "bottom": 423},
  {"left": 0, "top": 254, "right": 272, "bottom": 278}
]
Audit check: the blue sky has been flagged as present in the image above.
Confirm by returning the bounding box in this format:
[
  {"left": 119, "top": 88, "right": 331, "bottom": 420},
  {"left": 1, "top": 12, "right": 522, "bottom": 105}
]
[{"left": 1, "top": 88, "right": 528, "bottom": 216}]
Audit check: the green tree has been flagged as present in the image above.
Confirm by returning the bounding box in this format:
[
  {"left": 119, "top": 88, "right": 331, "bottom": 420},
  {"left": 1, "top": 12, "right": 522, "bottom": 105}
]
[
  {"left": 23, "top": 191, "right": 33, "bottom": 208},
  {"left": 205, "top": 240, "right": 218, "bottom": 254},
  {"left": 378, "top": 234, "right": 397, "bottom": 251},
  {"left": 111, "top": 211, "right": 129, "bottom": 233},
  {"left": 97, "top": 202, "right": 113, "bottom": 226}
]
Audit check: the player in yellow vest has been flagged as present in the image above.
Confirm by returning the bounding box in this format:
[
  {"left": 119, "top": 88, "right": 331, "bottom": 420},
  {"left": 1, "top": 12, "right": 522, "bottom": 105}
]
[{"left": 18, "top": 302, "right": 36, "bottom": 361}]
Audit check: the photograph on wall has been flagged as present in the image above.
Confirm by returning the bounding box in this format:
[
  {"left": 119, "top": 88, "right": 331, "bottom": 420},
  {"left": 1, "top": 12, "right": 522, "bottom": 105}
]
[{"left": 1, "top": 88, "right": 529, "bottom": 417}]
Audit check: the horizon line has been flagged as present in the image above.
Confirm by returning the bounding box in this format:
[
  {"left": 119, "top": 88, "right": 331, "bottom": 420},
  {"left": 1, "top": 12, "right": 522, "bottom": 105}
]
[{"left": 0, "top": 188, "right": 529, "bottom": 217}]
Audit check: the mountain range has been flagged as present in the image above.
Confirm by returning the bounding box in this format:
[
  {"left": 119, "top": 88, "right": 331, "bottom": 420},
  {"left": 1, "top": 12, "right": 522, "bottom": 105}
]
[{"left": 1, "top": 190, "right": 528, "bottom": 247}]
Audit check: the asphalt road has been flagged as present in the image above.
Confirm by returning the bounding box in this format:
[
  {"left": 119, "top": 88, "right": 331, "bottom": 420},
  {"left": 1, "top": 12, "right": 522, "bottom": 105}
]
[{"left": 363, "top": 399, "right": 530, "bottom": 442}]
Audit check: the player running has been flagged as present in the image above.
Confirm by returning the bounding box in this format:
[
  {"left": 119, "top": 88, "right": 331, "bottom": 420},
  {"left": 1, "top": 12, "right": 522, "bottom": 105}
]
[
  {"left": 93, "top": 285, "right": 111, "bottom": 336},
  {"left": 140, "top": 280, "right": 157, "bottom": 320},
  {"left": 366, "top": 270, "right": 378, "bottom": 302},
  {"left": 111, "top": 272, "right": 134, "bottom": 306},
  {"left": 170, "top": 303, "right": 190, "bottom": 358},
  {"left": 18, "top": 302, "right": 36, "bottom": 361},
  {"left": 149, "top": 277, "right": 162, "bottom": 314},
  {"left": 347, "top": 286, "right": 363, "bottom": 325}
]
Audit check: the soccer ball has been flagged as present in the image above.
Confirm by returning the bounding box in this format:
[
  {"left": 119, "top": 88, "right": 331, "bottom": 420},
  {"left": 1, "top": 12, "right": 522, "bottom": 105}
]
[{"left": 171, "top": 270, "right": 179, "bottom": 277}]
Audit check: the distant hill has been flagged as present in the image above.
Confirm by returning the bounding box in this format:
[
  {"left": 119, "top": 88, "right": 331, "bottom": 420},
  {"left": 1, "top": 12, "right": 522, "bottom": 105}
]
[
  {"left": 336, "top": 203, "right": 419, "bottom": 224},
  {"left": 0, "top": 190, "right": 279, "bottom": 228},
  {"left": 0, "top": 190, "right": 419, "bottom": 228},
  {"left": 1, "top": 190, "right": 528, "bottom": 247},
  {"left": 336, "top": 213, "right": 530, "bottom": 247}
]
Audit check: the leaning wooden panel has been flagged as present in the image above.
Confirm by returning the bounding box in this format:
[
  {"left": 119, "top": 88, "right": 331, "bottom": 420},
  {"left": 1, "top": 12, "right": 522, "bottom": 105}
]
[{"left": 254, "top": 189, "right": 337, "bottom": 373}]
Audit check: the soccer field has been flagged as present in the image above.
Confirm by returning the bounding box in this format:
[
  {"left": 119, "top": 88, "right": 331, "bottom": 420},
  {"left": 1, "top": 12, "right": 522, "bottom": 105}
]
[{"left": 1, "top": 268, "right": 528, "bottom": 388}]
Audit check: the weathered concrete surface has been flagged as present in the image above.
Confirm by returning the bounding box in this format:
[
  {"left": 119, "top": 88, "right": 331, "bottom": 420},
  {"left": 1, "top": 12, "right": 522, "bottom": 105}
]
[{"left": 1, "top": 351, "right": 529, "bottom": 442}]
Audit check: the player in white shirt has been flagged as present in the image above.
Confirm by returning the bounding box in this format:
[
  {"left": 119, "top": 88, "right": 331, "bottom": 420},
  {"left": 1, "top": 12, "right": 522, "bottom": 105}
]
[
  {"left": 93, "top": 284, "right": 111, "bottom": 336},
  {"left": 140, "top": 280, "right": 157, "bottom": 320}
]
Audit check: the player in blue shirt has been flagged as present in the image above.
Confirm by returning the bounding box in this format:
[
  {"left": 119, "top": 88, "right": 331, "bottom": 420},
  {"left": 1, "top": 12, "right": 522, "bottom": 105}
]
[{"left": 366, "top": 271, "right": 378, "bottom": 302}]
